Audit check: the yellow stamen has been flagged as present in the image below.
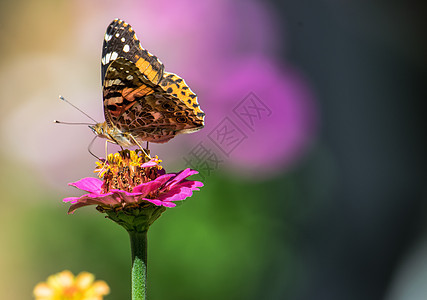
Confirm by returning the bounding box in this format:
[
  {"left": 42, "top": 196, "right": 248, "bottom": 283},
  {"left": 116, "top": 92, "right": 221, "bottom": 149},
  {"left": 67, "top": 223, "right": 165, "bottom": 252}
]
[{"left": 93, "top": 150, "right": 162, "bottom": 193}]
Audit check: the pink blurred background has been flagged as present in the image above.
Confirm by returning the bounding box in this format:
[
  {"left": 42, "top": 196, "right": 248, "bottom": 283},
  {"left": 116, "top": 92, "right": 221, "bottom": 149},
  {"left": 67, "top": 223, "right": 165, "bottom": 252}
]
[
  {"left": 0, "top": 1, "right": 317, "bottom": 298},
  {"left": 2, "top": 1, "right": 423, "bottom": 299},
  {"left": 0, "top": 0, "right": 317, "bottom": 189}
]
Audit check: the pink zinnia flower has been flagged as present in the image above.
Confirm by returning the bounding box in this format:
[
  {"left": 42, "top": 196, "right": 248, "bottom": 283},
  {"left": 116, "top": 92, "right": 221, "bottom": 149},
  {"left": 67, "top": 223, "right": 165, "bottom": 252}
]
[
  {"left": 63, "top": 149, "right": 204, "bottom": 298},
  {"left": 64, "top": 150, "right": 203, "bottom": 215}
]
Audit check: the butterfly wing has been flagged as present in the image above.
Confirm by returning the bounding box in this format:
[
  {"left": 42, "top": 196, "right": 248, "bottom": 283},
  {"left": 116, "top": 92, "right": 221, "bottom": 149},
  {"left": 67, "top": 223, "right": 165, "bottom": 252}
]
[
  {"left": 101, "top": 19, "right": 204, "bottom": 144},
  {"left": 101, "top": 19, "right": 164, "bottom": 86},
  {"left": 124, "top": 92, "right": 203, "bottom": 143},
  {"left": 103, "top": 57, "right": 156, "bottom": 128},
  {"left": 159, "top": 72, "right": 205, "bottom": 123},
  {"left": 103, "top": 58, "right": 204, "bottom": 143}
]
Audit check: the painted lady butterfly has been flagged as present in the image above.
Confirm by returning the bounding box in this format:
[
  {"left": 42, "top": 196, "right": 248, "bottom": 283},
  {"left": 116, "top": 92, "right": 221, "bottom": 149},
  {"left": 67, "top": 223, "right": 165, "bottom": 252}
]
[{"left": 90, "top": 19, "right": 205, "bottom": 147}]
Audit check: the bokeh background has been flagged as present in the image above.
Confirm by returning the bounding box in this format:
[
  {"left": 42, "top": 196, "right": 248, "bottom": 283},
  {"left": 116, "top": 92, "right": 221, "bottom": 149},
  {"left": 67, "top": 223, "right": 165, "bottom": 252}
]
[{"left": 0, "top": 0, "right": 426, "bottom": 299}]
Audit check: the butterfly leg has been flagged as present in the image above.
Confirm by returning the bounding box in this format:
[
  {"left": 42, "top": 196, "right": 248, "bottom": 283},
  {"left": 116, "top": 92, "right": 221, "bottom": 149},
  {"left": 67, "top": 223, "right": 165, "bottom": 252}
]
[
  {"left": 130, "top": 135, "right": 151, "bottom": 160},
  {"left": 104, "top": 138, "right": 124, "bottom": 155},
  {"left": 98, "top": 139, "right": 121, "bottom": 173},
  {"left": 100, "top": 140, "right": 113, "bottom": 171},
  {"left": 104, "top": 140, "right": 109, "bottom": 160}
]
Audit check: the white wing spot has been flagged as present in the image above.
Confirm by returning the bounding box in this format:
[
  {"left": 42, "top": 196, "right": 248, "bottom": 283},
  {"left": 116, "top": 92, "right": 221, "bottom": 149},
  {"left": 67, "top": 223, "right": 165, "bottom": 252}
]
[
  {"left": 111, "top": 52, "right": 118, "bottom": 61},
  {"left": 123, "top": 44, "right": 130, "bottom": 52},
  {"left": 103, "top": 52, "right": 111, "bottom": 64},
  {"left": 105, "top": 34, "right": 112, "bottom": 42},
  {"left": 126, "top": 75, "right": 134, "bottom": 80},
  {"left": 102, "top": 52, "right": 119, "bottom": 65},
  {"left": 121, "top": 37, "right": 125, "bottom": 42},
  {"left": 115, "top": 33, "right": 120, "bottom": 37}
]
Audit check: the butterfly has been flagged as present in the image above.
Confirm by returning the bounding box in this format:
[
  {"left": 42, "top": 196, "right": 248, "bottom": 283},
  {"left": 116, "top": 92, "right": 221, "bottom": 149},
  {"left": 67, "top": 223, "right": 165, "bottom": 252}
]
[{"left": 90, "top": 19, "right": 205, "bottom": 148}]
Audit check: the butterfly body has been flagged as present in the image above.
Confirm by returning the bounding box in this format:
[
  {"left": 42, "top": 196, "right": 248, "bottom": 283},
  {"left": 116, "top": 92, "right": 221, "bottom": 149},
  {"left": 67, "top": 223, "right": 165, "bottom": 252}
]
[
  {"left": 90, "top": 122, "right": 135, "bottom": 147},
  {"left": 94, "top": 19, "right": 204, "bottom": 146}
]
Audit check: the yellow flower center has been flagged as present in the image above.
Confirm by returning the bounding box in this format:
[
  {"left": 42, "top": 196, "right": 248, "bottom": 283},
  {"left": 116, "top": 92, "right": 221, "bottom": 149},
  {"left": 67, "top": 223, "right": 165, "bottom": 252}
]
[{"left": 94, "top": 149, "right": 162, "bottom": 193}]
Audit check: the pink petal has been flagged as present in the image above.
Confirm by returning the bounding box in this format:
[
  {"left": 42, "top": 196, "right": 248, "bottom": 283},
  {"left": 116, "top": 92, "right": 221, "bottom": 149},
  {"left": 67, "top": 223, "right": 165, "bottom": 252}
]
[
  {"left": 63, "top": 192, "right": 104, "bottom": 204},
  {"left": 68, "top": 177, "right": 103, "bottom": 193},
  {"left": 133, "top": 174, "right": 175, "bottom": 195},
  {"left": 161, "top": 201, "right": 177, "bottom": 208},
  {"left": 165, "top": 169, "right": 199, "bottom": 188},
  {"left": 63, "top": 196, "right": 81, "bottom": 203},
  {"left": 158, "top": 180, "right": 203, "bottom": 202},
  {"left": 182, "top": 180, "right": 204, "bottom": 189},
  {"left": 143, "top": 198, "right": 163, "bottom": 206},
  {"left": 143, "top": 198, "right": 176, "bottom": 208},
  {"left": 66, "top": 193, "right": 119, "bottom": 214},
  {"left": 113, "top": 191, "right": 141, "bottom": 204},
  {"left": 110, "top": 189, "right": 142, "bottom": 197},
  {"left": 141, "top": 160, "right": 158, "bottom": 168},
  {"left": 68, "top": 198, "right": 105, "bottom": 214},
  {"left": 158, "top": 187, "right": 192, "bottom": 202}
]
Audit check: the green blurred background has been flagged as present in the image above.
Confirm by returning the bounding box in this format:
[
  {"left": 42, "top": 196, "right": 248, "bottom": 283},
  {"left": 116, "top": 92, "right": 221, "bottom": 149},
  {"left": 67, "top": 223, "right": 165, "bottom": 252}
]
[{"left": 1, "top": 0, "right": 426, "bottom": 299}]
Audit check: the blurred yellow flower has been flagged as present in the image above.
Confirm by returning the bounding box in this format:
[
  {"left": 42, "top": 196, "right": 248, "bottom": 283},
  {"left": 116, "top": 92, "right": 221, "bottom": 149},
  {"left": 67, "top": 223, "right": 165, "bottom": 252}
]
[{"left": 33, "top": 270, "right": 110, "bottom": 300}]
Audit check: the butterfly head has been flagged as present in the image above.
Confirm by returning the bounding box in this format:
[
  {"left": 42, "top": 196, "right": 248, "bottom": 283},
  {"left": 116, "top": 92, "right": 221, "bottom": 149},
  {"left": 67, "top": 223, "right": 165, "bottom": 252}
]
[
  {"left": 89, "top": 122, "right": 111, "bottom": 140},
  {"left": 89, "top": 123, "right": 101, "bottom": 135}
]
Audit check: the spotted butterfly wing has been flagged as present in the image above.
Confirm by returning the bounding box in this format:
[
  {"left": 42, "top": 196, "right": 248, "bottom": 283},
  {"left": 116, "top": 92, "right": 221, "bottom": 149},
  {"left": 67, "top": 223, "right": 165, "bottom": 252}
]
[
  {"left": 101, "top": 19, "right": 164, "bottom": 85},
  {"left": 99, "top": 19, "right": 204, "bottom": 145}
]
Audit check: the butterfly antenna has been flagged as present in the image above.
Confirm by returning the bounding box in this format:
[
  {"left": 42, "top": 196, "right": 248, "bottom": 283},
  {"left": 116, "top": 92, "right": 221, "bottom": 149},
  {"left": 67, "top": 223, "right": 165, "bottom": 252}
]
[
  {"left": 54, "top": 120, "right": 95, "bottom": 125},
  {"left": 59, "top": 95, "right": 99, "bottom": 123}
]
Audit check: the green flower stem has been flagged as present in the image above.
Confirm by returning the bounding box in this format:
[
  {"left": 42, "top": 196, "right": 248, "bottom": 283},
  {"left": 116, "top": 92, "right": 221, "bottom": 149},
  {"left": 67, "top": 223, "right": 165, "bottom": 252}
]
[
  {"left": 105, "top": 205, "right": 166, "bottom": 300},
  {"left": 129, "top": 230, "right": 148, "bottom": 300}
]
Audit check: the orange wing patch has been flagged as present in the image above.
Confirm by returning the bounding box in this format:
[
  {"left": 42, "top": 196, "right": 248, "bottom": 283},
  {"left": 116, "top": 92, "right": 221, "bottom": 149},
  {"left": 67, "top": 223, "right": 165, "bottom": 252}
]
[
  {"left": 159, "top": 72, "right": 205, "bottom": 120},
  {"left": 122, "top": 85, "right": 154, "bottom": 100},
  {"left": 135, "top": 56, "right": 162, "bottom": 84}
]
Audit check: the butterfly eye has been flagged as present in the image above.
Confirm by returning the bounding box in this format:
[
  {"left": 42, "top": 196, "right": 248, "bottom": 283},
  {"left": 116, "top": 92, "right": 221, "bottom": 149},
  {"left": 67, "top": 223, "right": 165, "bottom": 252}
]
[{"left": 176, "top": 117, "right": 187, "bottom": 123}]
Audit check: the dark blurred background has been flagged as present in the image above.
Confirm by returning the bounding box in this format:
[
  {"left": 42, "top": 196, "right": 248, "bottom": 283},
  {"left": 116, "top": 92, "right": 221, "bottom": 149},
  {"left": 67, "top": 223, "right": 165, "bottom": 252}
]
[
  {"left": 0, "top": 0, "right": 426, "bottom": 299},
  {"left": 274, "top": 1, "right": 427, "bottom": 299}
]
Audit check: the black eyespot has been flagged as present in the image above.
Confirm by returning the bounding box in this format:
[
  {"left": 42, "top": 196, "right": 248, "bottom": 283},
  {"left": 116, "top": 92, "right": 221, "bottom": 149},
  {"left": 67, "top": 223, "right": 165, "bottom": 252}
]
[
  {"left": 162, "top": 103, "right": 171, "bottom": 109},
  {"left": 176, "top": 117, "right": 187, "bottom": 123},
  {"left": 162, "top": 102, "right": 175, "bottom": 112},
  {"left": 174, "top": 111, "right": 183, "bottom": 116}
]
